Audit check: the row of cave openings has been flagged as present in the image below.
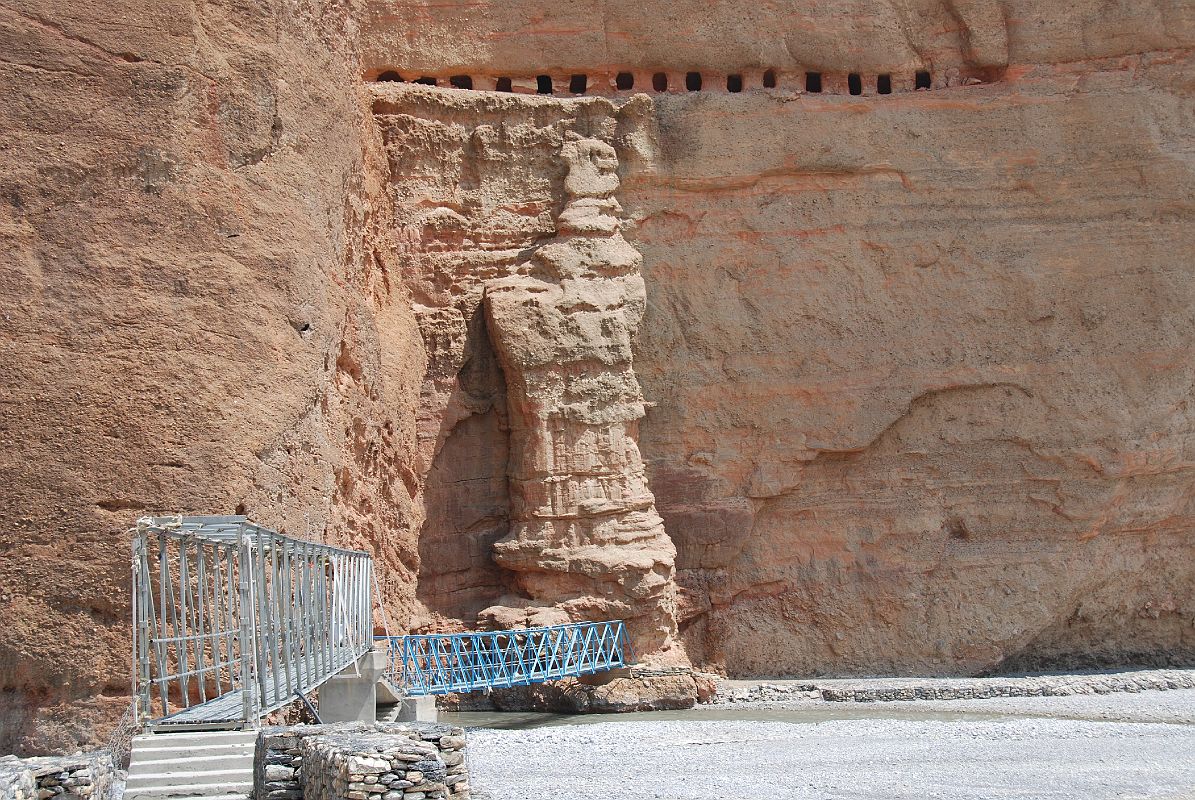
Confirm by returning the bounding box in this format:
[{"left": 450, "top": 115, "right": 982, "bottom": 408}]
[{"left": 372, "top": 68, "right": 944, "bottom": 97}]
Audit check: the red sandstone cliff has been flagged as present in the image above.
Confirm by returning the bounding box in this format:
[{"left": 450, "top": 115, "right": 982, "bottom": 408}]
[
  {"left": 0, "top": 0, "right": 426, "bottom": 752},
  {"left": 2, "top": 0, "right": 1194, "bottom": 753}
]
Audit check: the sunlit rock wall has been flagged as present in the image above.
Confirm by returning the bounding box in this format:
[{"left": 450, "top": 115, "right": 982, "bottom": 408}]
[
  {"left": 0, "top": 0, "right": 427, "bottom": 753},
  {"left": 632, "top": 67, "right": 1195, "bottom": 676},
  {"left": 364, "top": 0, "right": 1195, "bottom": 677},
  {"left": 3, "top": 0, "right": 1194, "bottom": 755}
]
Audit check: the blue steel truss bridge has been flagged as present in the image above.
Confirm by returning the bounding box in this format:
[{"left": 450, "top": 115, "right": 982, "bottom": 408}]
[
  {"left": 379, "top": 621, "right": 631, "bottom": 696},
  {"left": 131, "top": 515, "right": 632, "bottom": 729}
]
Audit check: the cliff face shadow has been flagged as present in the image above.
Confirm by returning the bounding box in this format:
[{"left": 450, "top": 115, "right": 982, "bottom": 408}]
[{"left": 415, "top": 304, "right": 513, "bottom": 626}]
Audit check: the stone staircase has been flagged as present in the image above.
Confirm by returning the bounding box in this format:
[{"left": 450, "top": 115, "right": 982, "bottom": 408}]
[{"left": 124, "top": 729, "right": 256, "bottom": 800}]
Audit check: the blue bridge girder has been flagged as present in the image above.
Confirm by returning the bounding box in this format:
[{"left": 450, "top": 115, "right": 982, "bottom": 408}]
[{"left": 379, "top": 620, "right": 633, "bottom": 696}]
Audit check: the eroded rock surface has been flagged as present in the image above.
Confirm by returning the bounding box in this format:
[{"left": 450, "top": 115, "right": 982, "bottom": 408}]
[
  {"left": 0, "top": 0, "right": 427, "bottom": 753},
  {"left": 3, "top": 0, "right": 1194, "bottom": 754},
  {"left": 371, "top": 92, "right": 690, "bottom": 707},
  {"left": 630, "top": 60, "right": 1195, "bottom": 677}
]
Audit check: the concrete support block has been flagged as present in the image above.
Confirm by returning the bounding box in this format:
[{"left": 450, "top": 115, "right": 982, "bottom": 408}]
[
  {"left": 318, "top": 649, "right": 388, "bottom": 723},
  {"left": 395, "top": 695, "right": 438, "bottom": 723}
]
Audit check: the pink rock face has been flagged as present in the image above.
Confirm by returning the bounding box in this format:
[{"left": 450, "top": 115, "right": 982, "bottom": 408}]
[
  {"left": 627, "top": 73, "right": 1195, "bottom": 677},
  {"left": 4, "top": 0, "right": 1195, "bottom": 754},
  {"left": 368, "top": 1, "right": 1195, "bottom": 681},
  {"left": 0, "top": 0, "right": 427, "bottom": 755}
]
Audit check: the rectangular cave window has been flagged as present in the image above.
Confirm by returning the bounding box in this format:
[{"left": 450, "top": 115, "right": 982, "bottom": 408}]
[
  {"left": 616, "top": 71, "right": 634, "bottom": 90},
  {"left": 414, "top": 76, "right": 437, "bottom": 86},
  {"left": 877, "top": 74, "right": 892, "bottom": 94},
  {"left": 805, "top": 71, "right": 822, "bottom": 93},
  {"left": 763, "top": 69, "right": 777, "bottom": 88},
  {"left": 686, "top": 71, "right": 702, "bottom": 91},
  {"left": 537, "top": 75, "right": 553, "bottom": 94},
  {"left": 569, "top": 74, "right": 587, "bottom": 94},
  {"left": 915, "top": 70, "right": 932, "bottom": 89},
  {"left": 377, "top": 71, "right": 404, "bottom": 82},
  {"left": 727, "top": 74, "right": 743, "bottom": 93},
  {"left": 652, "top": 72, "right": 668, "bottom": 91},
  {"left": 495, "top": 77, "right": 513, "bottom": 92},
  {"left": 449, "top": 75, "right": 473, "bottom": 90},
  {"left": 848, "top": 73, "right": 862, "bottom": 95}
]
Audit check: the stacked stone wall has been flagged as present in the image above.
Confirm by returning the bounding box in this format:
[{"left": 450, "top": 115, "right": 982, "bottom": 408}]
[
  {"left": 718, "top": 669, "right": 1195, "bottom": 705},
  {"left": 256, "top": 723, "right": 469, "bottom": 800},
  {"left": 0, "top": 752, "right": 114, "bottom": 800}
]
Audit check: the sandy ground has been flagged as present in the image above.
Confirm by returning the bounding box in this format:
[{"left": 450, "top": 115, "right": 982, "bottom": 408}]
[{"left": 464, "top": 690, "right": 1195, "bottom": 800}]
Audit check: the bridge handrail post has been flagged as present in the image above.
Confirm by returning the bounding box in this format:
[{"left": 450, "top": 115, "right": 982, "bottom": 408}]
[
  {"left": 237, "top": 522, "right": 259, "bottom": 723},
  {"left": 130, "top": 532, "right": 144, "bottom": 727}
]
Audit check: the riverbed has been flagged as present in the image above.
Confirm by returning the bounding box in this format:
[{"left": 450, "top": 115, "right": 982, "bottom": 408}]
[{"left": 454, "top": 689, "right": 1195, "bottom": 800}]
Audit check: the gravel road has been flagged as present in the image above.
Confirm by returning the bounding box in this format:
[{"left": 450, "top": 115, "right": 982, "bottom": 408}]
[{"left": 464, "top": 690, "right": 1195, "bottom": 800}]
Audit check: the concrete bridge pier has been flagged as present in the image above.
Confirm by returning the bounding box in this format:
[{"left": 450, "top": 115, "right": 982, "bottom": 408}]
[
  {"left": 376, "top": 672, "right": 438, "bottom": 723},
  {"left": 320, "top": 646, "right": 439, "bottom": 723},
  {"left": 319, "top": 648, "right": 389, "bottom": 723},
  {"left": 396, "top": 695, "right": 438, "bottom": 722}
]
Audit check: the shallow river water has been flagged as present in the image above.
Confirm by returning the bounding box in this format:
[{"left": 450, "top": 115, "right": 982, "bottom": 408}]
[{"left": 442, "top": 704, "right": 1005, "bottom": 729}]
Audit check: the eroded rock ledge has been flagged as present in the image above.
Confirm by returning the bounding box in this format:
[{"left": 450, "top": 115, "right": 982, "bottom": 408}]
[{"left": 477, "top": 134, "right": 693, "bottom": 708}]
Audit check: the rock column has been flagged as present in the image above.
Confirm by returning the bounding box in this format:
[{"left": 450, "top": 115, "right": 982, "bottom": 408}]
[{"left": 481, "top": 134, "right": 684, "bottom": 664}]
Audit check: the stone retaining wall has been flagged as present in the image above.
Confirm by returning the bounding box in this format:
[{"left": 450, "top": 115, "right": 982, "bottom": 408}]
[
  {"left": 0, "top": 752, "right": 115, "bottom": 800},
  {"left": 719, "top": 668, "right": 1195, "bottom": 705},
  {"left": 256, "top": 722, "right": 469, "bottom": 800}
]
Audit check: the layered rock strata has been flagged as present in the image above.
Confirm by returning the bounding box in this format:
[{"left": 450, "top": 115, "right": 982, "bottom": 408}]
[
  {"left": 367, "top": 90, "right": 666, "bottom": 639},
  {"left": 372, "top": 49, "right": 1195, "bottom": 680},
  {"left": 370, "top": 90, "right": 691, "bottom": 705}
]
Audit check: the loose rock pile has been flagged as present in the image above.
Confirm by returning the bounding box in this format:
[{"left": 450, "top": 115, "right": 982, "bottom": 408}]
[
  {"left": 257, "top": 722, "right": 469, "bottom": 800},
  {"left": 718, "top": 669, "right": 1195, "bottom": 705},
  {"left": 0, "top": 752, "right": 114, "bottom": 800}
]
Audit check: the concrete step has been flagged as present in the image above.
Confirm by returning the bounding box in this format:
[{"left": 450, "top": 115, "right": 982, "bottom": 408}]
[
  {"left": 140, "top": 796, "right": 248, "bottom": 800},
  {"left": 126, "top": 767, "right": 255, "bottom": 789},
  {"left": 125, "top": 795, "right": 250, "bottom": 800},
  {"left": 131, "top": 730, "right": 255, "bottom": 749},
  {"left": 121, "top": 781, "right": 252, "bottom": 799},
  {"left": 128, "top": 753, "right": 254, "bottom": 775},
  {"left": 124, "top": 730, "right": 256, "bottom": 800},
  {"left": 130, "top": 743, "right": 255, "bottom": 763}
]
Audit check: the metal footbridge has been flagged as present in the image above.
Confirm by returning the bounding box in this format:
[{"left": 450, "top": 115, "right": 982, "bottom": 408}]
[
  {"left": 132, "top": 516, "right": 374, "bottom": 729},
  {"left": 378, "top": 620, "right": 631, "bottom": 696},
  {"left": 131, "top": 516, "right": 630, "bottom": 729}
]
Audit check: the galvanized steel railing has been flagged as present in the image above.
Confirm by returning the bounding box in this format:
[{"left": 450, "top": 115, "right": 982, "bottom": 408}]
[
  {"left": 380, "top": 620, "right": 632, "bottom": 696},
  {"left": 131, "top": 515, "right": 373, "bottom": 728}
]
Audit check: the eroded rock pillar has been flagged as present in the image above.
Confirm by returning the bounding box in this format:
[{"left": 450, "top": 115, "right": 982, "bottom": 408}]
[{"left": 480, "top": 134, "right": 686, "bottom": 673}]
